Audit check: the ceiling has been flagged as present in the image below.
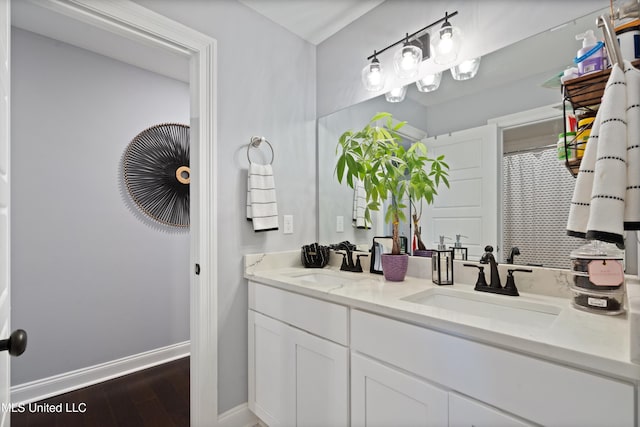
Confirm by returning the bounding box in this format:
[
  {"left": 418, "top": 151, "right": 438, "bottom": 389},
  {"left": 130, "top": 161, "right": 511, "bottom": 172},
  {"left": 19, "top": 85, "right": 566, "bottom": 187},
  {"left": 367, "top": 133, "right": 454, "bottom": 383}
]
[
  {"left": 12, "top": 0, "right": 385, "bottom": 84},
  {"left": 238, "top": 0, "right": 385, "bottom": 45}
]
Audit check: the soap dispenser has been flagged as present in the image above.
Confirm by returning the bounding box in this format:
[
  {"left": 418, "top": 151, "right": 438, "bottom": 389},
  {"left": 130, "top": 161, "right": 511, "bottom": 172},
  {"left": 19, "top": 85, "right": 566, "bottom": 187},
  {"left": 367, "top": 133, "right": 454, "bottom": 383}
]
[
  {"left": 574, "top": 29, "right": 605, "bottom": 75},
  {"left": 432, "top": 235, "right": 454, "bottom": 286},
  {"left": 449, "top": 234, "right": 468, "bottom": 260}
]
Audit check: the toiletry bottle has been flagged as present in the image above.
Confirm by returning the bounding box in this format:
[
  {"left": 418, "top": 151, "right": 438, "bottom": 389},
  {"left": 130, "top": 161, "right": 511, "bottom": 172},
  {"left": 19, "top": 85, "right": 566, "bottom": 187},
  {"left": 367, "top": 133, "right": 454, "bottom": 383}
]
[
  {"left": 450, "top": 234, "right": 468, "bottom": 260},
  {"left": 557, "top": 132, "right": 576, "bottom": 162},
  {"left": 574, "top": 30, "right": 605, "bottom": 75}
]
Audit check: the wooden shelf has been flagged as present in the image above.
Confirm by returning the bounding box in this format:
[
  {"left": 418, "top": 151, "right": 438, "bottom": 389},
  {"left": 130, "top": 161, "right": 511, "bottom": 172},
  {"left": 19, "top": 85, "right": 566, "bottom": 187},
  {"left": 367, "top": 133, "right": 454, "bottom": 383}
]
[
  {"left": 563, "top": 59, "right": 640, "bottom": 110},
  {"left": 561, "top": 59, "right": 640, "bottom": 177}
]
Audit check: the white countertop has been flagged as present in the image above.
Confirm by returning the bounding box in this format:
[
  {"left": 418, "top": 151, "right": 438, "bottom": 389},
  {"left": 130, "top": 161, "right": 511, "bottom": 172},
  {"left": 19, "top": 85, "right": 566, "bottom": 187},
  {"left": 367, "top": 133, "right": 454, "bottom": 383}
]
[{"left": 245, "top": 250, "right": 640, "bottom": 382}]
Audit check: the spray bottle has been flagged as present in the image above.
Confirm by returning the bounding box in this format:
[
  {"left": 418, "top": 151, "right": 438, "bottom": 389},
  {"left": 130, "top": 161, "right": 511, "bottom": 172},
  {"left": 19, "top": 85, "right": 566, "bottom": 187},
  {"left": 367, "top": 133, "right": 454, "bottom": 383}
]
[{"left": 574, "top": 30, "right": 605, "bottom": 76}]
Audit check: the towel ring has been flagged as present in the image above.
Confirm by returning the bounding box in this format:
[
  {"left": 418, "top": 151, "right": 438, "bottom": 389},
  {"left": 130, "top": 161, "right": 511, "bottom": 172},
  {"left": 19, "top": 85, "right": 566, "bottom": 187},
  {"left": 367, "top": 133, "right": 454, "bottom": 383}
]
[{"left": 247, "top": 136, "right": 274, "bottom": 165}]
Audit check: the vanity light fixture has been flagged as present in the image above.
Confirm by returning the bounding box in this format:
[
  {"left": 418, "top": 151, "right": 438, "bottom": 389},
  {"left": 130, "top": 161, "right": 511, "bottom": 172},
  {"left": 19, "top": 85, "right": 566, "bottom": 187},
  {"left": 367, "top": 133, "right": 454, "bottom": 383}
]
[
  {"left": 361, "top": 51, "right": 386, "bottom": 92},
  {"left": 362, "top": 11, "right": 459, "bottom": 91},
  {"left": 434, "top": 12, "right": 462, "bottom": 65},
  {"left": 450, "top": 57, "right": 481, "bottom": 80},
  {"left": 393, "top": 34, "right": 422, "bottom": 79},
  {"left": 385, "top": 86, "right": 407, "bottom": 103},
  {"left": 415, "top": 71, "right": 443, "bottom": 92}
]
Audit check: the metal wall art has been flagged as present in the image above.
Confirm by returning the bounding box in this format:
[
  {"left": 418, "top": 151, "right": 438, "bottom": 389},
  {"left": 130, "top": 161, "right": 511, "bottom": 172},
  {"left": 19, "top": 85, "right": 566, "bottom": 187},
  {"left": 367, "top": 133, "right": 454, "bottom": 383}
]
[{"left": 123, "top": 123, "right": 190, "bottom": 228}]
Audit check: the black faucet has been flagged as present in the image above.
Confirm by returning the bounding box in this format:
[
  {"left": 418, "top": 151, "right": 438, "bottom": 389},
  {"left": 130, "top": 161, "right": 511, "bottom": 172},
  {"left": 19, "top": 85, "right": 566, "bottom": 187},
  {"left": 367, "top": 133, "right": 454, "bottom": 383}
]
[
  {"left": 479, "top": 245, "right": 501, "bottom": 289},
  {"left": 506, "top": 246, "right": 520, "bottom": 264},
  {"left": 335, "top": 241, "right": 368, "bottom": 272},
  {"left": 465, "top": 245, "right": 532, "bottom": 296}
]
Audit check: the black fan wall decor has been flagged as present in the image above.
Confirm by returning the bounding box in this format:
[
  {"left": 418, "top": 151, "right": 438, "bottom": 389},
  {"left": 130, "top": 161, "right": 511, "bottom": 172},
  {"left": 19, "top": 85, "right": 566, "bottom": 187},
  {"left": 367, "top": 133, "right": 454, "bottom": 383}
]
[{"left": 123, "top": 123, "right": 190, "bottom": 228}]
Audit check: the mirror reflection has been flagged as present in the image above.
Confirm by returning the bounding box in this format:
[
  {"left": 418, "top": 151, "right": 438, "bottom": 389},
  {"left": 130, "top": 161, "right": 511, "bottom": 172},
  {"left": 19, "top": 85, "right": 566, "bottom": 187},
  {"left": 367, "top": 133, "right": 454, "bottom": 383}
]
[{"left": 318, "top": 8, "right": 617, "bottom": 270}]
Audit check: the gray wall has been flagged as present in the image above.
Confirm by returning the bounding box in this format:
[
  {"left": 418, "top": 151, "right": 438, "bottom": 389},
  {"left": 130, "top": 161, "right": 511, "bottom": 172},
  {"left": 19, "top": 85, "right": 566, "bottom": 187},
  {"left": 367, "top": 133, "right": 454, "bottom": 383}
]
[
  {"left": 11, "top": 28, "right": 190, "bottom": 384},
  {"left": 133, "top": 0, "right": 317, "bottom": 413}
]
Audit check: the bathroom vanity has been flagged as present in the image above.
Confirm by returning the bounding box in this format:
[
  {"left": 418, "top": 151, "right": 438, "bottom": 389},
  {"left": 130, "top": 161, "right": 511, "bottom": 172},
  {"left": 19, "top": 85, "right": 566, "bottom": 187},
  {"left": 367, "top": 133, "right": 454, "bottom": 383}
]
[{"left": 245, "top": 251, "right": 640, "bottom": 426}]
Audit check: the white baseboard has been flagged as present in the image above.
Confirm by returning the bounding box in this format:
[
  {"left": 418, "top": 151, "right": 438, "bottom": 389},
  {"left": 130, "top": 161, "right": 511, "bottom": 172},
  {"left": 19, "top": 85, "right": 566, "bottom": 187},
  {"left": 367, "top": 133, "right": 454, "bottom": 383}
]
[
  {"left": 11, "top": 341, "right": 190, "bottom": 405},
  {"left": 218, "top": 403, "right": 259, "bottom": 427}
]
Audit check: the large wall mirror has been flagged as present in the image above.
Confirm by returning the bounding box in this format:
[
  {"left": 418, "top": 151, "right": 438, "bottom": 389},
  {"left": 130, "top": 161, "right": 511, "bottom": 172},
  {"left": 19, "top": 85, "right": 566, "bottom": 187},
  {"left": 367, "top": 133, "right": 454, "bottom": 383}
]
[{"left": 318, "top": 7, "right": 639, "bottom": 273}]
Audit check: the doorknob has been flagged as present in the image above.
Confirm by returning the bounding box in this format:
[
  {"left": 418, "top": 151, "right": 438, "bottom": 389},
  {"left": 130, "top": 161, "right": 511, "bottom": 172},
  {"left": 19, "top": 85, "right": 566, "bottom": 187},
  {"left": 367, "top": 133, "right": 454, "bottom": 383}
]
[{"left": 0, "top": 329, "right": 27, "bottom": 357}]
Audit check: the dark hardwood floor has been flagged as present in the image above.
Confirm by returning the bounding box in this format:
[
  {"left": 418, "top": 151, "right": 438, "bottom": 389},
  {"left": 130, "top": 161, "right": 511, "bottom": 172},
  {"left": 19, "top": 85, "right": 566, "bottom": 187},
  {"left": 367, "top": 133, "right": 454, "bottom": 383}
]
[{"left": 12, "top": 356, "right": 190, "bottom": 427}]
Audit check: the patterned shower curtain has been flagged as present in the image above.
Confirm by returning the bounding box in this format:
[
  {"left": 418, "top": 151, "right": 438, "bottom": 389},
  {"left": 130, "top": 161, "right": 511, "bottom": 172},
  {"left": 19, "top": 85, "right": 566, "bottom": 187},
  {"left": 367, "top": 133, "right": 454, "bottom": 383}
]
[{"left": 502, "top": 148, "right": 585, "bottom": 269}]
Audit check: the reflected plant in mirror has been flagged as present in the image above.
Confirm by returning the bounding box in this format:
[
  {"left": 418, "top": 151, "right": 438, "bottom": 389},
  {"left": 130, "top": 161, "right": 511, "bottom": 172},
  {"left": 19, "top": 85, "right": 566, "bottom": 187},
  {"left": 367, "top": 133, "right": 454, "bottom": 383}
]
[{"left": 335, "top": 112, "right": 449, "bottom": 259}]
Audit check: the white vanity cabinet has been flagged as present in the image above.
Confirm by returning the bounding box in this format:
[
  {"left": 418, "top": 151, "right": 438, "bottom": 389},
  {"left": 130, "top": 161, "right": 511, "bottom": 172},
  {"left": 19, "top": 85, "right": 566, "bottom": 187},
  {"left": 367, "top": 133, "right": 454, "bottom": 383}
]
[
  {"left": 448, "top": 393, "right": 533, "bottom": 427},
  {"left": 351, "top": 309, "right": 635, "bottom": 427},
  {"left": 351, "top": 352, "right": 532, "bottom": 427},
  {"left": 248, "top": 281, "right": 349, "bottom": 427},
  {"left": 351, "top": 352, "right": 449, "bottom": 426}
]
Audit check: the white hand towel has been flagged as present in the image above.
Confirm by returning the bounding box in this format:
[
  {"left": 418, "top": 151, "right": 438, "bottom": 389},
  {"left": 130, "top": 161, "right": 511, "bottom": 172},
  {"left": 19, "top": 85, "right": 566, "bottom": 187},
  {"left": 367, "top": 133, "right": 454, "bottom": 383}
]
[
  {"left": 352, "top": 179, "right": 370, "bottom": 229},
  {"left": 567, "top": 111, "right": 602, "bottom": 238},
  {"left": 585, "top": 64, "right": 627, "bottom": 247},
  {"left": 246, "top": 163, "right": 278, "bottom": 232},
  {"left": 624, "top": 61, "right": 640, "bottom": 230}
]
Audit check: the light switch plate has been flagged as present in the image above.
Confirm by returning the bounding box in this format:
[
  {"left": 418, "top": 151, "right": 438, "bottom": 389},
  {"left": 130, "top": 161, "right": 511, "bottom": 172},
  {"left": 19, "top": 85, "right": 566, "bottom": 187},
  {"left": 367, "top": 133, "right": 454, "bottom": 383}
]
[
  {"left": 337, "top": 215, "right": 344, "bottom": 232},
  {"left": 283, "top": 215, "right": 293, "bottom": 234}
]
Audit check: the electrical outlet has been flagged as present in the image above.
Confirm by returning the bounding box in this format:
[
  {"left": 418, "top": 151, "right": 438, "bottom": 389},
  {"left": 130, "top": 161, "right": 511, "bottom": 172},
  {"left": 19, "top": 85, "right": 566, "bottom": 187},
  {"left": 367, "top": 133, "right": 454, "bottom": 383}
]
[
  {"left": 283, "top": 215, "right": 293, "bottom": 234},
  {"left": 336, "top": 215, "right": 344, "bottom": 232}
]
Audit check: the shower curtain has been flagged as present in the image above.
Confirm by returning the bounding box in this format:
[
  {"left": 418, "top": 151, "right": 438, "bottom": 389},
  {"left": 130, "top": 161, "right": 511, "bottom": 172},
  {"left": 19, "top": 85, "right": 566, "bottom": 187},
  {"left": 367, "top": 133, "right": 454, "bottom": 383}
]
[{"left": 502, "top": 148, "right": 585, "bottom": 269}]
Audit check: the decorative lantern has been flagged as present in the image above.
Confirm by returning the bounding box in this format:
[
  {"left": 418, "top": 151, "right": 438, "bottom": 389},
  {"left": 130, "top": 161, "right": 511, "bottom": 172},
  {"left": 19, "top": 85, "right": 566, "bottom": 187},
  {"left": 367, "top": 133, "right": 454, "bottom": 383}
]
[{"left": 432, "top": 236, "right": 454, "bottom": 285}]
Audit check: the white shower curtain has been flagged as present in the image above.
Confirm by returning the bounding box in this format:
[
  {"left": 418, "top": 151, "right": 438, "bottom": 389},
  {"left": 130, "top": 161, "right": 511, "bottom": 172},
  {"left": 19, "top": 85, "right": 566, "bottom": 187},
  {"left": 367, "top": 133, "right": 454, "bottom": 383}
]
[{"left": 503, "top": 148, "right": 585, "bottom": 269}]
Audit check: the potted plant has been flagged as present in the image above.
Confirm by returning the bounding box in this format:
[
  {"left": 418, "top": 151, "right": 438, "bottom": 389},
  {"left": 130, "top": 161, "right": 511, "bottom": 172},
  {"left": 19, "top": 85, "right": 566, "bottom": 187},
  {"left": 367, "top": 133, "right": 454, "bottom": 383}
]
[
  {"left": 406, "top": 144, "right": 448, "bottom": 257},
  {"left": 335, "top": 112, "right": 449, "bottom": 281}
]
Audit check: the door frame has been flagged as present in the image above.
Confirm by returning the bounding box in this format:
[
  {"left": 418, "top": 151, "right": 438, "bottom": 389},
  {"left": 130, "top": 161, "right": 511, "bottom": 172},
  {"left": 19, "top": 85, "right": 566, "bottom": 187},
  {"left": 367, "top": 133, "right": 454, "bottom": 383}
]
[
  {"left": 13, "top": 0, "right": 218, "bottom": 424},
  {"left": 488, "top": 104, "right": 562, "bottom": 263}
]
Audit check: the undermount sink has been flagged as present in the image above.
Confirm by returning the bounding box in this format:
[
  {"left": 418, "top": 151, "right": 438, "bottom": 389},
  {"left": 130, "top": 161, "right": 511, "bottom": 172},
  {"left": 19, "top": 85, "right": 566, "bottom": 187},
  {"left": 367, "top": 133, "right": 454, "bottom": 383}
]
[
  {"left": 402, "top": 288, "right": 561, "bottom": 328},
  {"left": 287, "top": 270, "right": 365, "bottom": 290}
]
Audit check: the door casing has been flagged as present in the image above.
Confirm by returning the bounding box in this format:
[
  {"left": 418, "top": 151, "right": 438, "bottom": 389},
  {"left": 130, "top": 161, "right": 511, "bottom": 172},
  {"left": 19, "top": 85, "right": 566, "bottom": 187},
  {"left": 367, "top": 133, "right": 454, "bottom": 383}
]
[{"left": 10, "top": 0, "right": 219, "bottom": 425}]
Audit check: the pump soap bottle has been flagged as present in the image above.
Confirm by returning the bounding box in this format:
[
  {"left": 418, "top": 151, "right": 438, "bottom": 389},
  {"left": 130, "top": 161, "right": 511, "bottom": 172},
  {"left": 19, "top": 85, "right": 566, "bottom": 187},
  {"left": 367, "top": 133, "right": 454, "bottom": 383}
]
[{"left": 574, "top": 30, "right": 605, "bottom": 76}]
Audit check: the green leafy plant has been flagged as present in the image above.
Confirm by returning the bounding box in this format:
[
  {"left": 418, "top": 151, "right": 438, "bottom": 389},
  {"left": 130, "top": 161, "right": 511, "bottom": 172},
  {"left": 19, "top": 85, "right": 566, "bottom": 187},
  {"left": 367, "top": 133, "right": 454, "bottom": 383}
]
[{"left": 335, "top": 112, "right": 449, "bottom": 255}]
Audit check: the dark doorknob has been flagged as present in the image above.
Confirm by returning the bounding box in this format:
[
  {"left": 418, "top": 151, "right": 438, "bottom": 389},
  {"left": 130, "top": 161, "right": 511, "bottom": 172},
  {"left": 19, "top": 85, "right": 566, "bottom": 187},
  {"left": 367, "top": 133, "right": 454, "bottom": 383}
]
[{"left": 0, "top": 329, "right": 27, "bottom": 357}]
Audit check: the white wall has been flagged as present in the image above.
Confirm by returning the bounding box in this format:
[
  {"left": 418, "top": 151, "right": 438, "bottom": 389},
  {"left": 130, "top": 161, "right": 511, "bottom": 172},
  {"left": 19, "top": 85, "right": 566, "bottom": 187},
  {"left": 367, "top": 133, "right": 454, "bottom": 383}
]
[
  {"left": 317, "top": 0, "right": 605, "bottom": 117},
  {"left": 132, "top": 0, "right": 317, "bottom": 413},
  {"left": 11, "top": 28, "right": 190, "bottom": 384}
]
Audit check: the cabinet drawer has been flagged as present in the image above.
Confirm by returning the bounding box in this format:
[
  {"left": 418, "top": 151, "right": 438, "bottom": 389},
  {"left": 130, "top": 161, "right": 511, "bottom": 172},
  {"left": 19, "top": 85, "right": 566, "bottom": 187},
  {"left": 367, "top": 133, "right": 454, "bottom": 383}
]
[
  {"left": 351, "top": 310, "right": 635, "bottom": 426},
  {"left": 249, "top": 281, "right": 348, "bottom": 345}
]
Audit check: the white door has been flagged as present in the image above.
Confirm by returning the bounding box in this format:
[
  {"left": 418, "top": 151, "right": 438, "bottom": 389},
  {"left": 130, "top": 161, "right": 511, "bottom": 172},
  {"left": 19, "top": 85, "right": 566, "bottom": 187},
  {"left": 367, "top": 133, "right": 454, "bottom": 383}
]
[
  {"left": 351, "top": 353, "right": 448, "bottom": 427},
  {"left": 449, "top": 393, "right": 533, "bottom": 427},
  {"left": 422, "top": 124, "right": 499, "bottom": 260}
]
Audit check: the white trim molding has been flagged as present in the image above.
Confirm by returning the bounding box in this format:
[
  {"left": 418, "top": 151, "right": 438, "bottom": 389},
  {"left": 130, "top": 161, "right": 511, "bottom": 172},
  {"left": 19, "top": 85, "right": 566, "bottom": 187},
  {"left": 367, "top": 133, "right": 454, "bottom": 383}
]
[
  {"left": 218, "top": 403, "right": 259, "bottom": 427},
  {"left": 16, "top": 1, "right": 219, "bottom": 424},
  {"left": 488, "top": 104, "right": 562, "bottom": 130},
  {"left": 11, "top": 342, "right": 190, "bottom": 405}
]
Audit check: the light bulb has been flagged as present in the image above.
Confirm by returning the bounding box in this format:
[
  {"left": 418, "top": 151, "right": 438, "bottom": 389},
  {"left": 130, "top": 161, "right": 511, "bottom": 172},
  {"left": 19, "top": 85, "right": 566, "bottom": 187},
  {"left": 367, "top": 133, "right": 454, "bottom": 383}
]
[
  {"left": 438, "top": 37, "right": 453, "bottom": 54},
  {"left": 450, "top": 57, "right": 481, "bottom": 81},
  {"left": 361, "top": 58, "right": 386, "bottom": 91},
  {"left": 416, "top": 72, "right": 442, "bottom": 92},
  {"left": 393, "top": 45, "right": 422, "bottom": 78},
  {"left": 385, "top": 86, "right": 407, "bottom": 103},
  {"left": 434, "top": 24, "right": 462, "bottom": 65}
]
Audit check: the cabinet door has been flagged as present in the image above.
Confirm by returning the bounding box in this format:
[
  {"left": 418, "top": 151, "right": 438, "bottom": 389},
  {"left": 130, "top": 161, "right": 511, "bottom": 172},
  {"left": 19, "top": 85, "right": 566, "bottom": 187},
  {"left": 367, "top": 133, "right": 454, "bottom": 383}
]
[
  {"left": 291, "top": 326, "right": 348, "bottom": 427},
  {"left": 248, "top": 310, "right": 295, "bottom": 427},
  {"left": 249, "top": 310, "right": 349, "bottom": 427},
  {"left": 449, "top": 393, "right": 533, "bottom": 427},
  {"left": 351, "top": 353, "right": 448, "bottom": 427}
]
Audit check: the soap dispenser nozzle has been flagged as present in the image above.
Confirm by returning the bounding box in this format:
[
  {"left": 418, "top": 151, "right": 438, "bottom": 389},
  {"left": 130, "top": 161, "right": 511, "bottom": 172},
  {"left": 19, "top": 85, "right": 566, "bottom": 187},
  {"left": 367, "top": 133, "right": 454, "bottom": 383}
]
[
  {"left": 453, "top": 234, "right": 468, "bottom": 248},
  {"left": 437, "top": 235, "right": 451, "bottom": 250}
]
